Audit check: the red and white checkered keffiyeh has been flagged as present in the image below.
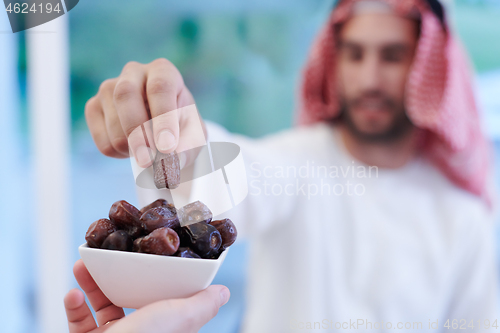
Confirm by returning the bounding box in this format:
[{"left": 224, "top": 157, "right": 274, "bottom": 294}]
[{"left": 298, "top": 0, "right": 492, "bottom": 205}]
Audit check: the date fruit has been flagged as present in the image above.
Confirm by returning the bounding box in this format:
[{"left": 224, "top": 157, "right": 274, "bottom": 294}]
[
  {"left": 153, "top": 151, "right": 180, "bottom": 189},
  {"left": 209, "top": 218, "right": 237, "bottom": 251},
  {"left": 140, "top": 199, "right": 169, "bottom": 214},
  {"left": 101, "top": 230, "right": 133, "bottom": 251},
  {"left": 177, "top": 200, "right": 212, "bottom": 226},
  {"left": 85, "top": 199, "right": 236, "bottom": 259},
  {"left": 179, "top": 222, "right": 222, "bottom": 258},
  {"left": 133, "top": 237, "right": 144, "bottom": 252},
  {"left": 166, "top": 203, "right": 177, "bottom": 216},
  {"left": 140, "top": 206, "right": 180, "bottom": 233},
  {"left": 175, "top": 247, "right": 201, "bottom": 259},
  {"left": 138, "top": 227, "right": 180, "bottom": 256},
  {"left": 85, "top": 218, "right": 117, "bottom": 248},
  {"left": 109, "top": 200, "right": 144, "bottom": 238},
  {"left": 140, "top": 198, "right": 177, "bottom": 216}
]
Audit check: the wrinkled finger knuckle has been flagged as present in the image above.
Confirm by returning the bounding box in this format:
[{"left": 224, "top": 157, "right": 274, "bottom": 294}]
[
  {"left": 152, "top": 58, "right": 183, "bottom": 81},
  {"left": 123, "top": 61, "right": 141, "bottom": 72},
  {"left": 98, "top": 79, "right": 116, "bottom": 96},
  {"left": 147, "top": 78, "right": 174, "bottom": 96},
  {"left": 111, "top": 136, "right": 129, "bottom": 154},
  {"left": 99, "top": 144, "right": 117, "bottom": 158},
  {"left": 125, "top": 124, "right": 144, "bottom": 139},
  {"left": 84, "top": 98, "right": 98, "bottom": 119},
  {"left": 114, "top": 80, "right": 139, "bottom": 104},
  {"left": 151, "top": 57, "right": 172, "bottom": 68}
]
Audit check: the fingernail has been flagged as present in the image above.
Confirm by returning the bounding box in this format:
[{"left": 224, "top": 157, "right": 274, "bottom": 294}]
[
  {"left": 136, "top": 146, "right": 152, "bottom": 167},
  {"left": 158, "top": 130, "right": 176, "bottom": 152},
  {"left": 220, "top": 288, "right": 230, "bottom": 306}
]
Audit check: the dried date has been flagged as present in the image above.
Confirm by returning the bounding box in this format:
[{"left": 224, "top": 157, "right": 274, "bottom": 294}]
[
  {"left": 109, "top": 200, "right": 144, "bottom": 238},
  {"left": 140, "top": 206, "right": 180, "bottom": 233},
  {"left": 178, "top": 222, "right": 221, "bottom": 258},
  {"left": 209, "top": 218, "right": 237, "bottom": 251},
  {"left": 153, "top": 152, "right": 180, "bottom": 189},
  {"left": 85, "top": 218, "right": 117, "bottom": 248},
  {"left": 138, "top": 227, "right": 180, "bottom": 256},
  {"left": 101, "top": 230, "right": 133, "bottom": 251}
]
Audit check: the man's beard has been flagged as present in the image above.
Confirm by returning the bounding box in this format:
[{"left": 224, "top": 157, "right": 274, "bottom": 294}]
[{"left": 336, "top": 97, "right": 415, "bottom": 143}]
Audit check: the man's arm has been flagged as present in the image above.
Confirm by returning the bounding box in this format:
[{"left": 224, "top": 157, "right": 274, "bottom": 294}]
[{"left": 86, "top": 58, "right": 299, "bottom": 239}]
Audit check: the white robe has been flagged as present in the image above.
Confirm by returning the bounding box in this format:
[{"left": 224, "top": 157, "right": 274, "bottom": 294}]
[{"left": 138, "top": 121, "right": 498, "bottom": 333}]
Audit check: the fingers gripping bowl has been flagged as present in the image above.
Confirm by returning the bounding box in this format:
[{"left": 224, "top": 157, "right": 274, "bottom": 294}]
[{"left": 79, "top": 199, "right": 237, "bottom": 309}]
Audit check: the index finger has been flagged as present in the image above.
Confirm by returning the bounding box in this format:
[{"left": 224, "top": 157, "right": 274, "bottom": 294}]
[
  {"left": 104, "top": 285, "right": 230, "bottom": 333},
  {"left": 146, "top": 58, "right": 183, "bottom": 153},
  {"left": 73, "top": 260, "right": 125, "bottom": 327},
  {"left": 64, "top": 288, "right": 98, "bottom": 333},
  {"left": 180, "top": 284, "right": 231, "bottom": 330},
  {"left": 113, "top": 62, "right": 154, "bottom": 167}
]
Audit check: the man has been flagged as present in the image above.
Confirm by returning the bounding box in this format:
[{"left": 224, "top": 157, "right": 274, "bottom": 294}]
[{"left": 82, "top": 0, "right": 498, "bottom": 332}]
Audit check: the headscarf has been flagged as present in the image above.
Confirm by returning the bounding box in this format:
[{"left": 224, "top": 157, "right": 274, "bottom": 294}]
[{"left": 298, "top": 0, "right": 492, "bottom": 205}]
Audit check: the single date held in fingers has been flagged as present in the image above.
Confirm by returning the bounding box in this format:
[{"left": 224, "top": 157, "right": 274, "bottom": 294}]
[{"left": 153, "top": 151, "right": 181, "bottom": 189}]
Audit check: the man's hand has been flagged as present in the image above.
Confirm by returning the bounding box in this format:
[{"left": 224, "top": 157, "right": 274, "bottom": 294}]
[
  {"left": 64, "top": 260, "right": 230, "bottom": 333},
  {"left": 85, "top": 59, "right": 205, "bottom": 169}
]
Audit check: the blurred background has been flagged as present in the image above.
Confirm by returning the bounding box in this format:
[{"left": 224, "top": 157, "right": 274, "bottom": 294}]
[{"left": 1, "top": 0, "right": 500, "bottom": 332}]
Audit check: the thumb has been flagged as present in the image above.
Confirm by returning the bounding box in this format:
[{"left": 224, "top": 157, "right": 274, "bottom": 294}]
[
  {"left": 104, "top": 285, "right": 230, "bottom": 333},
  {"left": 182, "top": 285, "right": 230, "bottom": 330}
]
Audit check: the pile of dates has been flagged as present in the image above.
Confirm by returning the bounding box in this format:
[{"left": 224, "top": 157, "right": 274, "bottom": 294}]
[{"left": 85, "top": 199, "right": 237, "bottom": 259}]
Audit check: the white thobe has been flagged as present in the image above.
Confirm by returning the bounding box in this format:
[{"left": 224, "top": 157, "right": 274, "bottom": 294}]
[{"left": 138, "top": 121, "right": 498, "bottom": 333}]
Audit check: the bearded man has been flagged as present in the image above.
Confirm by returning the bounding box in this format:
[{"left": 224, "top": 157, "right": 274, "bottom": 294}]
[{"left": 84, "top": 0, "right": 498, "bottom": 332}]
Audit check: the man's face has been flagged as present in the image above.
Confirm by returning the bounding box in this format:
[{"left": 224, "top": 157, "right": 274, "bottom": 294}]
[{"left": 336, "top": 12, "right": 419, "bottom": 142}]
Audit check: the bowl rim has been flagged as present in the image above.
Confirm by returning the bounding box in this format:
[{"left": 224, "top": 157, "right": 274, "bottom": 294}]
[{"left": 78, "top": 243, "right": 228, "bottom": 261}]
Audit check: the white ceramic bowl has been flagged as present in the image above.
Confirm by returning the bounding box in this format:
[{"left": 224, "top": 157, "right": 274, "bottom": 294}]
[{"left": 79, "top": 243, "right": 228, "bottom": 309}]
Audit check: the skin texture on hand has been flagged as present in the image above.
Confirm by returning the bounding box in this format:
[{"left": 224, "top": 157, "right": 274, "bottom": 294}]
[
  {"left": 64, "top": 260, "right": 230, "bottom": 333},
  {"left": 85, "top": 58, "right": 206, "bottom": 170}
]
